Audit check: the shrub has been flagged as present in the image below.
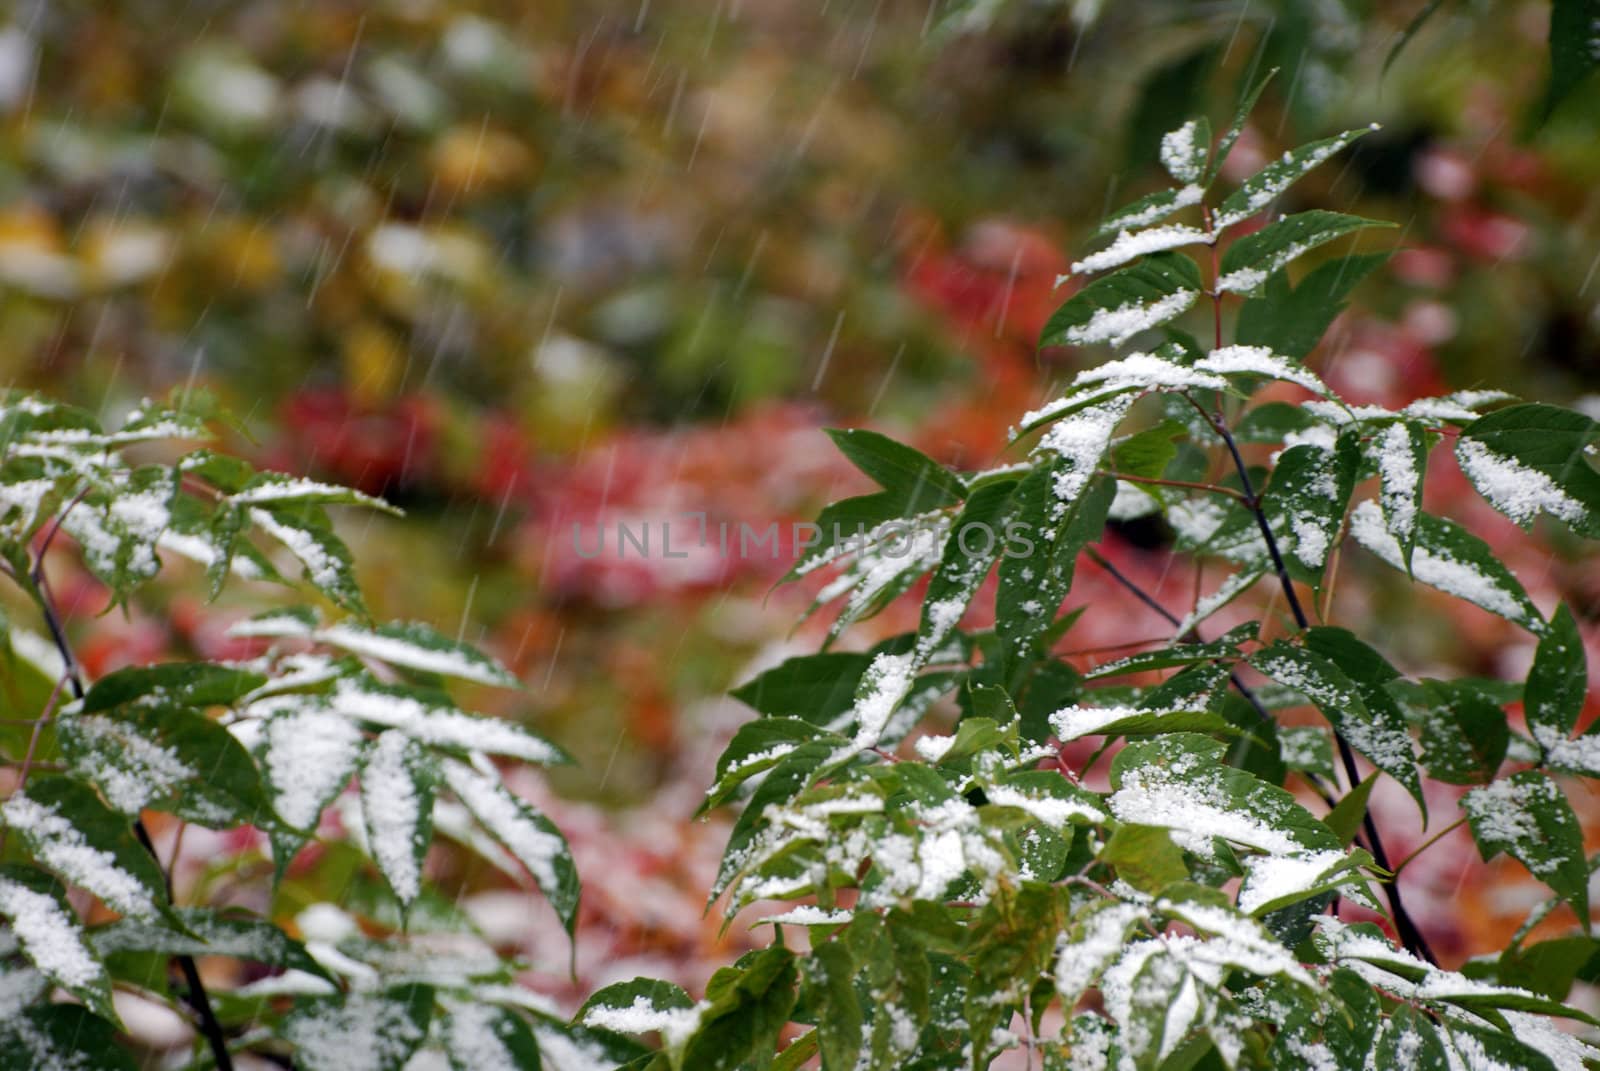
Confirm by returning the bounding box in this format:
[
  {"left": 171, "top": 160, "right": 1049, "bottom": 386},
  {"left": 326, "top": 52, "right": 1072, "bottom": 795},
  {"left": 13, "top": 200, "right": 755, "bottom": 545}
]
[
  {"left": 5, "top": 85, "right": 1600, "bottom": 1071},
  {"left": 581, "top": 87, "right": 1600, "bottom": 1069}
]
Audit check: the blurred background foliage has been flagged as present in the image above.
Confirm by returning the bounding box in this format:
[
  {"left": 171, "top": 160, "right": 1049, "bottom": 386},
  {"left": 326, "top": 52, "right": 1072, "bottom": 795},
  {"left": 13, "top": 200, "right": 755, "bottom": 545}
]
[{"left": 2, "top": 0, "right": 1600, "bottom": 1017}]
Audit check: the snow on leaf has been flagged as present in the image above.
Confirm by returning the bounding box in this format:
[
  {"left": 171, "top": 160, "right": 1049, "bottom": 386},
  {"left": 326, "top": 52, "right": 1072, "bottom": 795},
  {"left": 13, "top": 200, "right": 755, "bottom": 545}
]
[
  {"left": 1349, "top": 500, "right": 1544, "bottom": 633},
  {"left": 442, "top": 760, "right": 579, "bottom": 933},
  {"left": 229, "top": 474, "right": 399, "bottom": 514},
  {"left": 1037, "top": 395, "right": 1137, "bottom": 508},
  {"left": 281, "top": 986, "right": 433, "bottom": 1071},
  {"left": 1070, "top": 224, "right": 1210, "bottom": 277},
  {"left": 1214, "top": 128, "right": 1376, "bottom": 229},
  {"left": 1159, "top": 118, "right": 1209, "bottom": 184},
  {"left": 1455, "top": 437, "right": 1590, "bottom": 529},
  {"left": 1194, "top": 345, "right": 1329, "bottom": 396},
  {"left": 328, "top": 678, "right": 566, "bottom": 765},
  {"left": 315, "top": 621, "right": 520, "bottom": 688},
  {"left": 0, "top": 785, "right": 163, "bottom": 920},
  {"left": 259, "top": 701, "right": 365, "bottom": 831},
  {"left": 360, "top": 731, "right": 434, "bottom": 905},
  {"left": 0, "top": 874, "right": 106, "bottom": 997}
]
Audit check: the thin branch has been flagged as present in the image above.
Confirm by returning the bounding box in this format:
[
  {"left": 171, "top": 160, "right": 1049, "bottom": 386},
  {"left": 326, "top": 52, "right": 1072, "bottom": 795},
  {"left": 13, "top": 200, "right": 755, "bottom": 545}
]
[
  {"left": 1187, "top": 319, "right": 1438, "bottom": 964},
  {"left": 0, "top": 671, "right": 71, "bottom": 855},
  {"left": 1392, "top": 817, "right": 1467, "bottom": 876},
  {"left": 1095, "top": 470, "right": 1246, "bottom": 501}
]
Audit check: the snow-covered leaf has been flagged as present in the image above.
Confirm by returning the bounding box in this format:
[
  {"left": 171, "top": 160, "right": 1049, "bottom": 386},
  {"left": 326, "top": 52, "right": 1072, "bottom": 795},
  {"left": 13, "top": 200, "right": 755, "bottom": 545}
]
[
  {"left": 257, "top": 701, "right": 366, "bottom": 832},
  {"left": 700, "top": 717, "right": 832, "bottom": 815},
  {"left": 314, "top": 621, "right": 520, "bottom": 688},
  {"left": 442, "top": 1004, "right": 543, "bottom": 1071},
  {"left": 1375, "top": 420, "right": 1429, "bottom": 573},
  {"left": 281, "top": 984, "right": 434, "bottom": 1071},
  {"left": 443, "top": 761, "right": 580, "bottom": 934},
  {"left": 1526, "top": 603, "right": 1587, "bottom": 766},
  {"left": 1463, "top": 772, "right": 1589, "bottom": 926},
  {"left": 1215, "top": 211, "right": 1392, "bottom": 295},
  {"left": 1349, "top": 501, "right": 1546, "bottom": 634},
  {"left": 1261, "top": 440, "right": 1355, "bottom": 574},
  {"left": 360, "top": 731, "right": 437, "bottom": 907},
  {"left": 229, "top": 473, "right": 399, "bottom": 514},
  {"left": 328, "top": 678, "right": 567, "bottom": 765},
  {"left": 57, "top": 702, "right": 269, "bottom": 828},
  {"left": 1108, "top": 734, "right": 1338, "bottom": 859},
  {"left": 1070, "top": 224, "right": 1211, "bottom": 277},
  {"left": 995, "top": 469, "right": 1114, "bottom": 668},
  {"left": 1040, "top": 253, "right": 1201, "bottom": 350},
  {"left": 0, "top": 1003, "right": 135, "bottom": 1071},
  {"left": 1457, "top": 403, "right": 1600, "bottom": 536},
  {"left": 1159, "top": 117, "right": 1210, "bottom": 184},
  {"left": 248, "top": 504, "right": 369, "bottom": 616},
  {"left": 1214, "top": 128, "right": 1377, "bottom": 229},
  {"left": 0, "top": 866, "right": 116, "bottom": 1022},
  {"left": 0, "top": 777, "right": 168, "bottom": 920},
  {"left": 88, "top": 907, "right": 329, "bottom": 979}
]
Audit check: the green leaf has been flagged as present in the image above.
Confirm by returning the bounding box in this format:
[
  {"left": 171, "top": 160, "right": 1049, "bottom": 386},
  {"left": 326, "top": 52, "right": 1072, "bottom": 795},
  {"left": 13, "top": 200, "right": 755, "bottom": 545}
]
[
  {"left": 1110, "top": 419, "right": 1188, "bottom": 483},
  {"left": 1415, "top": 679, "right": 1509, "bottom": 785},
  {"left": 824, "top": 428, "right": 966, "bottom": 509},
  {"left": 248, "top": 503, "right": 371, "bottom": 616},
  {"left": 1463, "top": 771, "right": 1589, "bottom": 927},
  {"left": 1324, "top": 775, "right": 1377, "bottom": 848},
  {"left": 0, "top": 1004, "right": 136, "bottom": 1071},
  {"left": 360, "top": 730, "right": 437, "bottom": 907},
  {"left": 1376, "top": 1007, "right": 1448, "bottom": 1071},
  {"left": 996, "top": 471, "right": 1114, "bottom": 670},
  {"left": 804, "top": 941, "right": 862, "bottom": 1071},
  {"left": 731, "top": 652, "right": 874, "bottom": 724},
  {"left": 1082, "top": 631, "right": 1245, "bottom": 681},
  {"left": 1299, "top": 627, "right": 1426, "bottom": 813},
  {"left": 282, "top": 984, "right": 435, "bottom": 1071},
  {"left": 58, "top": 701, "right": 271, "bottom": 828},
  {"left": 1350, "top": 502, "right": 1547, "bottom": 635},
  {"left": 315, "top": 620, "right": 521, "bottom": 688},
  {"left": 915, "top": 480, "right": 1016, "bottom": 661},
  {"left": 1536, "top": 0, "right": 1600, "bottom": 123},
  {"left": 87, "top": 907, "right": 329, "bottom": 978},
  {"left": 443, "top": 761, "right": 581, "bottom": 935},
  {"left": 1457, "top": 402, "right": 1600, "bottom": 536},
  {"left": 1279, "top": 726, "right": 1335, "bottom": 780},
  {"left": 680, "top": 946, "right": 799, "bottom": 1071},
  {"left": 1373, "top": 419, "right": 1429, "bottom": 574},
  {"left": 1442, "top": 1019, "right": 1560, "bottom": 1071},
  {"left": 1040, "top": 253, "right": 1202, "bottom": 350},
  {"left": 1206, "top": 67, "right": 1276, "bottom": 184},
  {"left": 1103, "top": 824, "right": 1189, "bottom": 892},
  {"left": 0, "top": 865, "right": 117, "bottom": 1022},
  {"left": 230, "top": 472, "right": 399, "bottom": 514},
  {"left": 81, "top": 662, "right": 267, "bottom": 711},
  {"left": 783, "top": 491, "right": 909, "bottom": 581},
  {"left": 1236, "top": 253, "right": 1391, "bottom": 359},
  {"left": 713, "top": 741, "right": 833, "bottom": 900},
  {"left": 701, "top": 717, "right": 831, "bottom": 815},
  {"left": 1215, "top": 128, "right": 1378, "bottom": 229},
  {"left": 1262, "top": 440, "right": 1357, "bottom": 575},
  {"left": 0, "top": 776, "right": 169, "bottom": 920},
  {"left": 444, "top": 1005, "right": 544, "bottom": 1071},
  {"left": 1526, "top": 603, "right": 1586, "bottom": 743},
  {"left": 1109, "top": 734, "right": 1339, "bottom": 856},
  {"left": 1216, "top": 211, "right": 1393, "bottom": 296}
]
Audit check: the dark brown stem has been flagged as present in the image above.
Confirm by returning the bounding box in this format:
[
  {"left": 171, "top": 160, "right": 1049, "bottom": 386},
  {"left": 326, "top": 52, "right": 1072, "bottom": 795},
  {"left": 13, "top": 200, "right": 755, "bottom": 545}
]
[
  {"left": 1177, "top": 396, "right": 1438, "bottom": 965},
  {"left": 1096, "top": 470, "right": 1246, "bottom": 501}
]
